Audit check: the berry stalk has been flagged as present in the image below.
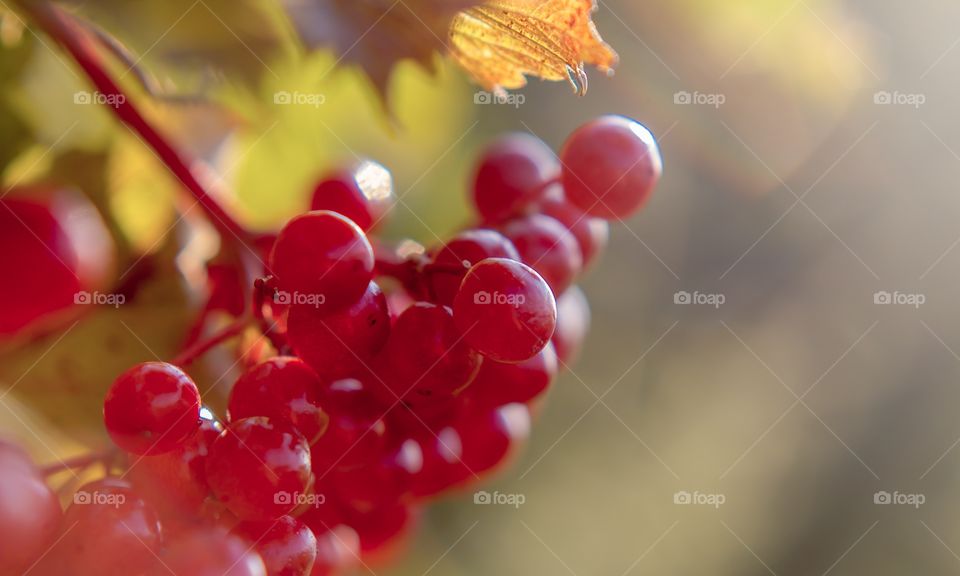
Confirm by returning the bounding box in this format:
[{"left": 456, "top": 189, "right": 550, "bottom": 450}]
[{"left": 12, "top": 0, "right": 254, "bottom": 248}]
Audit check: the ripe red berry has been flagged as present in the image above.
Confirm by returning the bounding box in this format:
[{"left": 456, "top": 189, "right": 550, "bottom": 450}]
[
  {"left": 104, "top": 361, "right": 201, "bottom": 455},
  {"left": 343, "top": 503, "right": 416, "bottom": 559},
  {"left": 560, "top": 115, "right": 662, "bottom": 219},
  {"left": 501, "top": 214, "right": 583, "bottom": 295},
  {"left": 287, "top": 282, "right": 390, "bottom": 382},
  {"left": 453, "top": 258, "right": 557, "bottom": 363},
  {"left": 229, "top": 357, "right": 329, "bottom": 444},
  {"left": 472, "top": 133, "right": 560, "bottom": 222},
  {"left": 378, "top": 303, "right": 482, "bottom": 400},
  {"left": 426, "top": 229, "right": 519, "bottom": 306},
  {"left": 330, "top": 438, "right": 422, "bottom": 513},
  {"left": 409, "top": 427, "right": 464, "bottom": 499},
  {"left": 537, "top": 191, "right": 609, "bottom": 268},
  {"left": 206, "top": 417, "right": 312, "bottom": 520},
  {"left": 127, "top": 407, "right": 223, "bottom": 520},
  {"left": 51, "top": 478, "right": 162, "bottom": 576},
  {"left": 454, "top": 403, "right": 531, "bottom": 483},
  {"left": 463, "top": 342, "right": 558, "bottom": 410},
  {"left": 234, "top": 516, "right": 317, "bottom": 576},
  {"left": 553, "top": 285, "right": 591, "bottom": 365},
  {"left": 311, "top": 379, "right": 387, "bottom": 474},
  {"left": 0, "top": 447, "right": 61, "bottom": 574},
  {"left": 310, "top": 526, "right": 360, "bottom": 576},
  {"left": 310, "top": 160, "right": 394, "bottom": 232},
  {"left": 269, "top": 211, "right": 374, "bottom": 311}
]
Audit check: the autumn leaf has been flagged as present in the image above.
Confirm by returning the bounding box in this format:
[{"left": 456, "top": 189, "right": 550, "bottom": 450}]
[
  {"left": 282, "top": 0, "right": 616, "bottom": 99},
  {"left": 449, "top": 0, "right": 617, "bottom": 94},
  {"left": 282, "top": 0, "right": 478, "bottom": 97}
]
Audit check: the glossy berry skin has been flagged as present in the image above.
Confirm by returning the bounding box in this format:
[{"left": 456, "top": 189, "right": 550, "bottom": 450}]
[
  {"left": 472, "top": 133, "right": 560, "bottom": 222},
  {"left": 206, "top": 417, "right": 312, "bottom": 520},
  {"left": 463, "top": 342, "right": 558, "bottom": 411},
  {"left": 426, "top": 229, "right": 519, "bottom": 306},
  {"left": 229, "top": 357, "right": 329, "bottom": 444},
  {"left": 453, "top": 258, "right": 557, "bottom": 363},
  {"left": 287, "top": 282, "right": 390, "bottom": 382},
  {"left": 150, "top": 528, "right": 267, "bottom": 576},
  {"left": 51, "top": 478, "right": 162, "bottom": 576},
  {"left": 501, "top": 214, "right": 583, "bottom": 295},
  {"left": 560, "top": 115, "right": 662, "bottom": 219},
  {"left": 409, "top": 427, "right": 464, "bottom": 499},
  {"left": 310, "top": 526, "right": 360, "bottom": 576},
  {"left": 0, "top": 447, "right": 61, "bottom": 574},
  {"left": 234, "top": 516, "right": 317, "bottom": 576},
  {"left": 269, "top": 211, "right": 374, "bottom": 312},
  {"left": 104, "top": 361, "right": 202, "bottom": 455},
  {"left": 127, "top": 408, "right": 223, "bottom": 521},
  {"left": 310, "top": 161, "right": 394, "bottom": 232},
  {"left": 537, "top": 191, "right": 609, "bottom": 268},
  {"left": 378, "top": 303, "right": 482, "bottom": 401},
  {"left": 553, "top": 285, "right": 591, "bottom": 365},
  {"left": 310, "top": 379, "right": 387, "bottom": 473}
]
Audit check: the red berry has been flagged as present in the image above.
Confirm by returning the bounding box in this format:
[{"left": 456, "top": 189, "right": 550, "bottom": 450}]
[
  {"left": 330, "top": 439, "right": 421, "bottom": 512},
  {"left": 0, "top": 447, "right": 61, "bottom": 574},
  {"left": 229, "top": 357, "right": 329, "bottom": 444},
  {"left": 234, "top": 516, "right": 317, "bottom": 576},
  {"left": 409, "top": 427, "right": 464, "bottom": 499},
  {"left": 51, "top": 478, "right": 161, "bottom": 576},
  {"left": 472, "top": 133, "right": 560, "bottom": 222},
  {"left": 104, "top": 361, "right": 201, "bottom": 455},
  {"left": 378, "top": 303, "right": 482, "bottom": 400},
  {"left": 310, "top": 527, "right": 359, "bottom": 576},
  {"left": 453, "top": 258, "right": 556, "bottom": 363},
  {"left": 560, "top": 115, "right": 662, "bottom": 219},
  {"left": 455, "top": 404, "right": 530, "bottom": 483},
  {"left": 0, "top": 190, "right": 113, "bottom": 338},
  {"left": 269, "top": 211, "right": 374, "bottom": 311},
  {"left": 537, "top": 190, "right": 609, "bottom": 268},
  {"left": 426, "top": 229, "right": 519, "bottom": 306},
  {"left": 344, "top": 504, "right": 416, "bottom": 559},
  {"left": 310, "top": 161, "right": 394, "bottom": 231},
  {"left": 463, "top": 342, "right": 558, "bottom": 410},
  {"left": 501, "top": 214, "right": 582, "bottom": 295},
  {"left": 310, "top": 379, "right": 387, "bottom": 473},
  {"left": 206, "top": 417, "right": 312, "bottom": 520},
  {"left": 151, "top": 528, "right": 267, "bottom": 576},
  {"left": 552, "top": 285, "right": 591, "bottom": 365},
  {"left": 287, "top": 282, "right": 390, "bottom": 382},
  {"left": 127, "top": 407, "right": 223, "bottom": 520}
]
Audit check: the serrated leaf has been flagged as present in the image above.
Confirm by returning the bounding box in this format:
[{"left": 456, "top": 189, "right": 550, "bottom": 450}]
[
  {"left": 282, "top": 0, "right": 477, "bottom": 98},
  {"left": 449, "top": 0, "right": 617, "bottom": 94}
]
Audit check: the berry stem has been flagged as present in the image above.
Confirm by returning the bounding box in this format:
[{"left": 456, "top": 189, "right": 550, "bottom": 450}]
[
  {"left": 171, "top": 317, "right": 249, "bottom": 368},
  {"left": 13, "top": 0, "right": 253, "bottom": 246}
]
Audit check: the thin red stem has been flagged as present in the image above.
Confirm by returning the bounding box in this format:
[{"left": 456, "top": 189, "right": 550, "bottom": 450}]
[
  {"left": 14, "top": 0, "right": 253, "bottom": 246},
  {"left": 172, "top": 316, "right": 249, "bottom": 367}
]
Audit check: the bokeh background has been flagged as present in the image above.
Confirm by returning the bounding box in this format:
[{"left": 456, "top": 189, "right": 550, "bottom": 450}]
[{"left": 3, "top": 0, "right": 960, "bottom": 574}]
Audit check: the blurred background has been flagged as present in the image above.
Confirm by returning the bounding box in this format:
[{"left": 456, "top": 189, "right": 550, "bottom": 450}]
[{"left": 3, "top": 0, "right": 960, "bottom": 573}]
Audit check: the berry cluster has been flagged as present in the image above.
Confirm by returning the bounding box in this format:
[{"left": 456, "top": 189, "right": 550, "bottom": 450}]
[{"left": 2, "top": 115, "right": 661, "bottom": 576}]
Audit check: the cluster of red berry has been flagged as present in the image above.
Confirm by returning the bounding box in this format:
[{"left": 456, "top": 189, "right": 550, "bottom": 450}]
[{"left": 0, "top": 115, "right": 661, "bottom": 576}]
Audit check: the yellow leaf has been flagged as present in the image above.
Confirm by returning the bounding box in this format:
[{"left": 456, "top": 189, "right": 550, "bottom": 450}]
[{"left": 448, "top": 0, "right": 617, "bottom": 94}]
